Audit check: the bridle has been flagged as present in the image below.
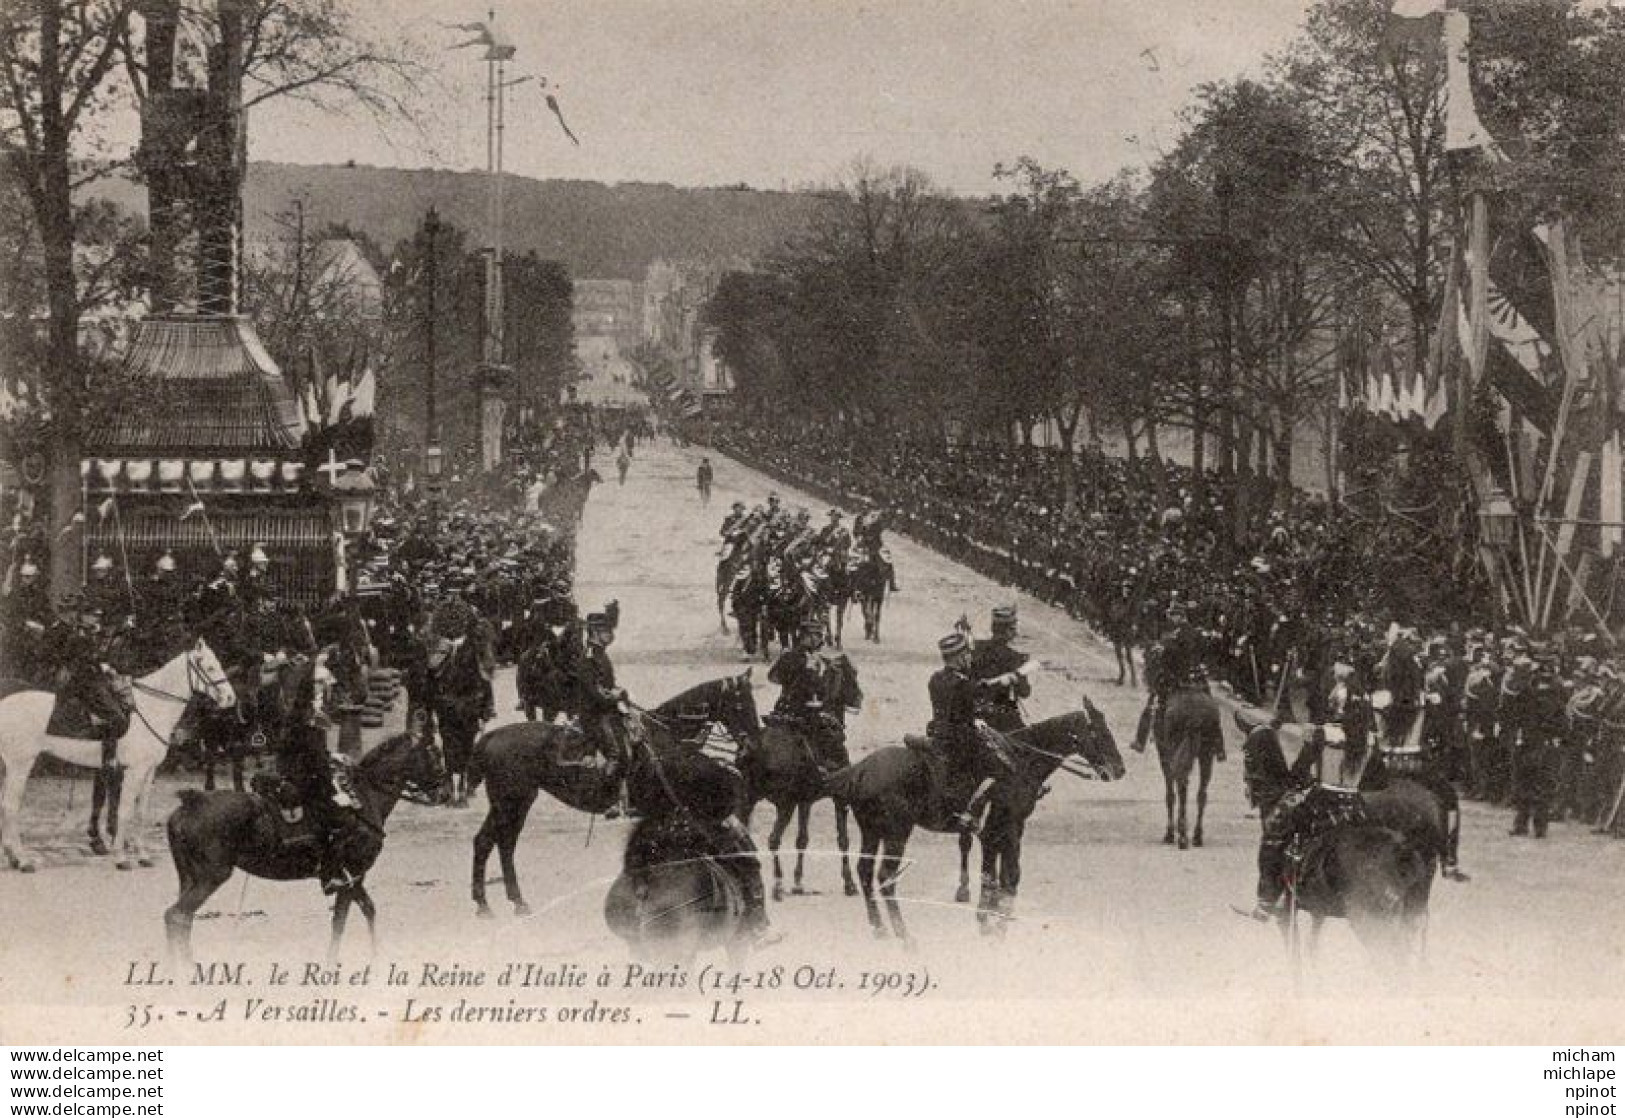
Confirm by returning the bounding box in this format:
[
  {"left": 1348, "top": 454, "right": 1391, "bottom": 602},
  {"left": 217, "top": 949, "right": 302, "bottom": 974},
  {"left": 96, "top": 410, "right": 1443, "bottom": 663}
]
[{"left": 128, "top": 645, "right": 235, "bottom": 745}]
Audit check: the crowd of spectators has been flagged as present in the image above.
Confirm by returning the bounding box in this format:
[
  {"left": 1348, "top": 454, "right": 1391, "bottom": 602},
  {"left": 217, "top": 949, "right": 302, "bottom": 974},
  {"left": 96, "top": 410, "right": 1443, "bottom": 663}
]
[{"left": 704, "top": 415, "right": 1625, "bottom": 837}]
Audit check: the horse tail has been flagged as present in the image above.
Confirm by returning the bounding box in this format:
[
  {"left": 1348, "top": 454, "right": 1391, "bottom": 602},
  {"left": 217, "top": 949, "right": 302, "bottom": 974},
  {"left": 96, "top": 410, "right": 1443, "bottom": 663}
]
[{"left": 823, "top": 763, "right": 859, "bottom": 803}]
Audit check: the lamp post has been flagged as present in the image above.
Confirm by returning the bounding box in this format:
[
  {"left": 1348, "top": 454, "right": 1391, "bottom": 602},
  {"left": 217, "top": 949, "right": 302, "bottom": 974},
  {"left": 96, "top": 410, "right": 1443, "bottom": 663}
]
[
  {"left": 422, "top": 205, "right": 443, "bottom": 499},
  {"left": 1478, "top": 486, "right": 1516, "bottom": 549}
]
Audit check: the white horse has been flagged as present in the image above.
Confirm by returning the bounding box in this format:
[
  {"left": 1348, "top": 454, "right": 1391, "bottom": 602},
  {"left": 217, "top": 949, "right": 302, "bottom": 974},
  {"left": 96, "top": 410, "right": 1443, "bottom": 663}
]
[{"left": 0, "top": 639, "right": 235, "bottom": 872}]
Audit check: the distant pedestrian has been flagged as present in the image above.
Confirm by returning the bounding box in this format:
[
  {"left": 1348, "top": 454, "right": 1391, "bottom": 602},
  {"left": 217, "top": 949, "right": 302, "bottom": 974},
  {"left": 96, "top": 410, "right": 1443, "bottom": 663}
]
[
  {"left": 616, "top": 447, "right": 631, "bottom": 486},
  {"left": 697, "top": 457, "right": 714, "bottom": 504}
]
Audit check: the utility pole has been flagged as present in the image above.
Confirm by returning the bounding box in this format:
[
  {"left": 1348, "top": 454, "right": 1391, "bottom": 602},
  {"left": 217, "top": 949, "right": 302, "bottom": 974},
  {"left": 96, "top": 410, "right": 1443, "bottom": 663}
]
[{"left": 424, "top": 205, "right": 440, "bottom": 454}]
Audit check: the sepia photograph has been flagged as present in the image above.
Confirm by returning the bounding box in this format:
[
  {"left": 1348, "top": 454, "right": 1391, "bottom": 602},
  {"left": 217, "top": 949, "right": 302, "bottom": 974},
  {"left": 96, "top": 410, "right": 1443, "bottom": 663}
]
[{"left": 0, "top": 0, "right": 1623, "bottom": 1050}]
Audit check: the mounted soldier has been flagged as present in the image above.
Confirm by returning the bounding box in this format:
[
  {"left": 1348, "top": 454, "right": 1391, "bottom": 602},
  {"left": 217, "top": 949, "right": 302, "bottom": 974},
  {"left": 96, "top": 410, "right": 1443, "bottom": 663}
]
[
  {"left": 927, "top": 630, "right": 1016, "bottom": 834},
  {"left": 853, "top": 503, "right": 900, "bottom": 592},
  {"left": 238, "top": 544, "right": 273, "bottom": 612},
  {"left": 568, "top": 611, "right": 636, "bottom": 816},
  {"left": 766, "top": 616, "right": 859, "bottom": 774},
  {"left": 43, "top": 597, "right": 133, "bottom": 784},
  {"left": 815, "top": 508, "right": 852, "bottom": 563},
  {"left": 1251, "top": 706, "right": 1371, "bottom": 921},
  {"left": 264, "top": 650, "right": 367, "bottom": 894},
  {"left": 84, "top": 553, "right": 131, "bottom": 632},
  {"left": 970, "top": 605, "right": 1031, "bottom": 733},
  {"left": 1134, "top": 599, "right": 1220, "bottom": 758}
]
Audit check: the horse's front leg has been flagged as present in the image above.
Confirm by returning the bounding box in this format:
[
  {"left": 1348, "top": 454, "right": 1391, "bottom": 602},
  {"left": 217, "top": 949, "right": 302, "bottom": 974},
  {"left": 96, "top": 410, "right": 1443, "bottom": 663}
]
[
  {"left": 856, "top": 829, "right": 884, "bottom": 937},
  {"left": 954, "top": 830, "right": 973, "bottom": 903},
  {"left": 1176, "top": 775, "right": 1190, "bottom": 850},
  {"left": 132, "top": 767, "right": 158, "bottom": 867},
  {"left": 112, "top": 764, "right": 148, "bottom": 870},
  {"left": 766, "top": 803, "right": 792, "bottom": 902},
  {"left": 834, "top": 800, "right": 856, "bottom": 897},
  {"left": 1162, "top": 770, "right": 1177, "bottom": 845},
  {"left": 1193, "top": 755, "right": 1212, "bottom": 848},
  {"left": 329, "top": 889, "right": 354, "bottom": 964},
  {"left": 791, "top": 801, "right": 810, "bottom": 895},
  {"left": 1, "top": 758, "right": 39, "bottom": 872},
  {"left": 878, "top": 836, "right": 913, "bottom": 950},
  {"left": 355, "top": 887, "right": 379, "bottom": 957}
]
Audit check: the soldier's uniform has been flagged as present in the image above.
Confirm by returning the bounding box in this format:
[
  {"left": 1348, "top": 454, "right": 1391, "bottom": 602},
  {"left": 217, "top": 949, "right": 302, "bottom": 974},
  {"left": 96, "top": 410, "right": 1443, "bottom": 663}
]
[
  {"left": 928, "top": 631, "right": 1012, "bottom": 833},
  {"left": 1255, "top": 724, "right": 1368, "bottom": 915},
  {"left": 767, "top": 618, "right": 854, "bottom": 772},
  {"left": 4, "top": 561, "right": 51, "bottom": 683},
  {"left": 83, "top": 557, "right": 131, "bottom": 635},
  {"left": 853, "top": 508, "right": 900, "bottom": 591},
  {"left": 568, "top": 613, "right": 632, "bottom": 813},
  {"left": 970, "top": 605, "right": 1029, "bottom": 733},
  {"left": 1504, "top": 653, "right": 1567, "bottom": 838},
  {"left": 1134, "top": 602, "right": 1213, "bottom": 754},
  {"left": 815, "top": 510, "right": 852, "bottom": 562}
]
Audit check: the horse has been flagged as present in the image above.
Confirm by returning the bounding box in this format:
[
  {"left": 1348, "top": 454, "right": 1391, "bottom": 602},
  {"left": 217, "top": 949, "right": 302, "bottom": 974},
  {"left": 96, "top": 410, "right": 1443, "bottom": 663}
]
[
  {"left": 604, "top": 812, "right": 748, "bottom": 964},
  {"left": 1154, "top": 685, "right": 1225, "bottom": 849},
  {"left": 162, "top": 729, "right": 445, "bottom": 965},
  {"left": 729, "top": 563, "right": 771, "bottom": 661},
  {"left": 763, "top": 558, "right": 819, "bottom": 653},
  {"left": 1240, "top": 721, "right": 1435, "bottom": 970},
  {"left": 715, "top": 546, "right": 747, "bottom": 634},
  {"left": 739, "top": 656, "right": 864, "bottom": 901},
  {"left": 539, "top": 468, "right": 602, "bottom": 535},
  {"left": 0, "top": 639, "right": 236, "bottom": 873},
  {"left": 821, "top": 554, "right": 852, "bottom": 649},
  {"left": 849, "top": 549, "right": 889, "bottom": 643},
  {"left": 953, "top": 699, "right": 1121, "bottom": 930},
  {"left": 826, "top": 707, "right": 1126, "bottom": 945},
  {"left": 467, "top": 673, "right": 762, "bottom": 918}
]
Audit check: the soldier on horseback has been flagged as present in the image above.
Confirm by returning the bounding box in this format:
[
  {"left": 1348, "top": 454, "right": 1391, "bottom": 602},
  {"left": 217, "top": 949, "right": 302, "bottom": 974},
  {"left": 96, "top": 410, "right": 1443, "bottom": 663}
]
[
  {"left": 767, "top": 616, "right": 856, "bottom": 774},
  {"left": 1251, "top": 661, "right": 1371, "bottom": 920},
  {"left": 929, "top": 630, "right": 1016, "bottom": 834},
  {"left": 45, "top": 598, "right": 132, "bottom": 782},
  {"left": 970, "top": 606, "right": 1030, "bottom": 732},
  {"left": 1134, "top": 600, "right": 1223, "bottom": 759},
  {"left": 269, "top": 650, "right": 366, "bottom": 894},
  {"left": 853, "top": 503, "right": 900, "bottom": 592},
  {"left": 569, "top": 611, "right": 636, "bottom": 816}
]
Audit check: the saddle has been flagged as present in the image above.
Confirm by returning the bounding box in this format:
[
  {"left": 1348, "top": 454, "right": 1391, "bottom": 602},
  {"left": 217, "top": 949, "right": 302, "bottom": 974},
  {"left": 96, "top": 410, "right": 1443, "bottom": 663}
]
[
  {"left": 250, "top": 772, "right": 319, "bottom": 840},
  {"left": 45, "top": 675, "right": 133, "bottom": 742}
]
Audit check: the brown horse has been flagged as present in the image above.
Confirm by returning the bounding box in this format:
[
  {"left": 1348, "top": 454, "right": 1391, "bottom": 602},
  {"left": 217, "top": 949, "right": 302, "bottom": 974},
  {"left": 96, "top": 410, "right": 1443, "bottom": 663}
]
[
  {"left": 826, "top": 707, "right": 1125, "bottom": 946},
  {"left": 466, "top": 673, "right": 761, "bottom": 918},
  {"left": 162, "top": 729, "right": 445, "bottom": 964},
  {"left": 1154, "top": 686, "right": 1225, "bottom": 849}
]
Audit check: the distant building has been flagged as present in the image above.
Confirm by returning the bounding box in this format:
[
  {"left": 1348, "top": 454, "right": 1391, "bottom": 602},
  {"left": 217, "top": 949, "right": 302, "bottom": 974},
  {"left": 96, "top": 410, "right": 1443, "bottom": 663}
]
[
  {"left": 642, "top": 258, "right": 743, "bottom": 399},
  {"left": 572, "top": 278, "right": 642, "bottom": 351}
]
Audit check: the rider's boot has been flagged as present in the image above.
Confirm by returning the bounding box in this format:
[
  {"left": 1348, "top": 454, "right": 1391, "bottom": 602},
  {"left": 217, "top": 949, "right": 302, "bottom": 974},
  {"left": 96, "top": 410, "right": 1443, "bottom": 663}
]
[{"left": 1132, "top": 701, "right": 1154, "bottom": 754}]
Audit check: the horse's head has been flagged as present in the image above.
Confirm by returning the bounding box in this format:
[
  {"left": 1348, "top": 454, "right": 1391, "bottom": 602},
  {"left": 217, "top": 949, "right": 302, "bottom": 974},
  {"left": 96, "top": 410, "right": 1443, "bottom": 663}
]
[
  {"left": 1054, "top": 698, "right": 1126, "bottom": 781},
  {"left": 188, "top": 639, "right": 237, "bottom": 710},
  {"left": 363, "top": 727, "right": 446, "bottom": 806},
  {"left": 655, "top": 671, "right": 762, "bottom": 751}
]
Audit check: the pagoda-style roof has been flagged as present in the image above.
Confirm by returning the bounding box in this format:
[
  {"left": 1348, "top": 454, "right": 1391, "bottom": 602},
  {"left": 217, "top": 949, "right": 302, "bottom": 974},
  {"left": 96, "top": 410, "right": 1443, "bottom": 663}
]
[{"left": 87, "top": 315, "right": 307, "bottom": 456}]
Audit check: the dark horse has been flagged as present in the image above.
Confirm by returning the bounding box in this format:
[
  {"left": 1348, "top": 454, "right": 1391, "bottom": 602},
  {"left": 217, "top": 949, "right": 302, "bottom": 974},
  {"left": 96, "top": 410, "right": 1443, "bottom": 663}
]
[
  {"left": 467, "top": 673, "right": 762, "bottom": 918},
  {"left": 604, "top": 812, "right": 748, "bottom": 964},
  {"left": 163, "top": 729, "right": 445, "bottom": 964},
  {"left": 739, "top": 656, "right": 864, "bottom": 901},
  {"left": 1240, "top": 723, "right": 1435, "bottom": 969},
  {"left": 1154, "top": 685, "right": 1226, "bottom": 849},
  {"left": 538, "top": 468, "right": 602, "bottom": 535},
  {"left": 826, "top": 708, "right": 1126, "bottom": 946},
  {"left": 849, "top": 550, "right": 889, "bottom": 643}
]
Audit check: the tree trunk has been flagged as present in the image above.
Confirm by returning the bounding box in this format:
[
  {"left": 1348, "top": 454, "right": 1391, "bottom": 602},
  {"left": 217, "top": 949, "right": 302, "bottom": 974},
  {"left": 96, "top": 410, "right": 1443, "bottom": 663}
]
[
  {"left": 1146, "top": 418, "right": 1167, "bottom": 506},
  {"left": 1055, "top": 405, "right": 1080, "bottom": 522},
  {"left": 1274, "top": 417, "right": 1294, "bottom": 509},
  {"left": 1121, "top": 417, "right": 1138, "bottom": 461}
]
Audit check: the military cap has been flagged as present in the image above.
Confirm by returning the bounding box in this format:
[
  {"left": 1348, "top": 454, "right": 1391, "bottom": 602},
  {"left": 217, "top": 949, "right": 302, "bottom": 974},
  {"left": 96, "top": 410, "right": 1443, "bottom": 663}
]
[
  {"left": 939, "top": 631, "right": 970, "bottom": 658},
  {"left": 991, "top": 605, "right": 1017, "bottom": 627},
  {"left": 585, "top": 612, "right": 613, "bottom": 631}
]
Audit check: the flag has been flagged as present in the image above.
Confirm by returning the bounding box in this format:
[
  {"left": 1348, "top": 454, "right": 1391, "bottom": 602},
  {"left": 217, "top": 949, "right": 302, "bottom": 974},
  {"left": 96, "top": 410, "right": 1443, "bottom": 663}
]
[
  {"left": 326, "top": 368, "right": 352, "bottom": 427},
  {"left": 444, "top": 18, "right": 516, "bottom": 61},
  {"left": 180, "top": 501, "right": 205, "bottom": 522},
  {"left": 1442, "top": 10, "right": 1504, "bottom": 158},
  {"left": 545, "top": 94, "right": 580, "bottom": 146},
  {"left": 96, "top": 497, "right": 116, "bottom": 522},
  {"left": 57, "top": 511, "right": 85, "bottom": 538}
]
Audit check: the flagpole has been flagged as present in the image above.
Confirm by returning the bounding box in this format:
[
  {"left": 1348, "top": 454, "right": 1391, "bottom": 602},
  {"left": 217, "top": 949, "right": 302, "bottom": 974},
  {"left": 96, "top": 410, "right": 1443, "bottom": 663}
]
[
  {"left": 109, "top": 501, "right": 138, "bottom": 614},
  {"left": 184, "top": 474, "right": 224, "bottom": 558}
]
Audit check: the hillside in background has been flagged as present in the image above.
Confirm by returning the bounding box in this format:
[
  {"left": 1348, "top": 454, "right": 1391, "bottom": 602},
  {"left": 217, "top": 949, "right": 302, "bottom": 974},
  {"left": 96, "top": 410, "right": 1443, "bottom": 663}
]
[{"left": 86, "top": 162, "right": 833, "bottom": 279}]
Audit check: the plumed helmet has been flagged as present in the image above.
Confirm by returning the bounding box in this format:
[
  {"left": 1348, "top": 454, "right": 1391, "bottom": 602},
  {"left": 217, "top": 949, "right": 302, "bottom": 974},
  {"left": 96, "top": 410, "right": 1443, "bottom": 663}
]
[
  {"left": 156, "top": 551, "right": 177, "bottom": 573},
  {"left": 91, "top": 553, "right": 114, "bottom": 573}
]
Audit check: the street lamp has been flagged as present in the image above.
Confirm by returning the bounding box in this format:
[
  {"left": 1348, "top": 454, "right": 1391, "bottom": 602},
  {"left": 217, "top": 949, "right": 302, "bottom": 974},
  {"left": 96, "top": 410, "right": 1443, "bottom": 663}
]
[
  {"left": 333, "top": 471, "right": 377, "bottom": 535},
  {"left": 1478, "top": 486, "right": 1516, "bottom": 548}
]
